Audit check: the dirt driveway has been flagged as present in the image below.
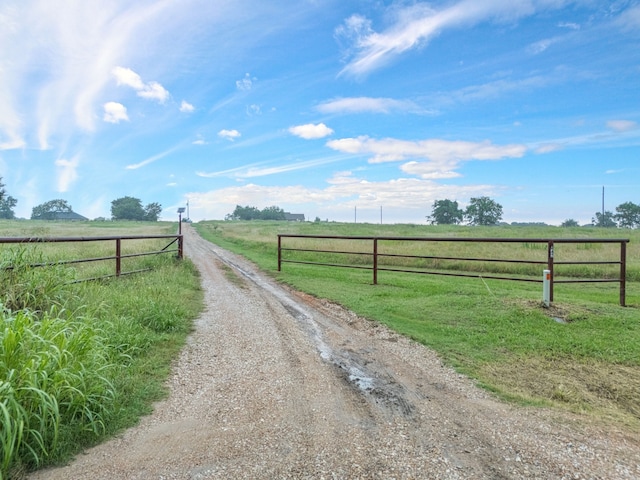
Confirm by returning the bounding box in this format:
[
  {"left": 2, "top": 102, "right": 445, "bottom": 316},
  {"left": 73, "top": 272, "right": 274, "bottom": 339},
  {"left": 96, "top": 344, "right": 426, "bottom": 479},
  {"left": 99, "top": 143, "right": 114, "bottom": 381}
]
[{"left": 31, "top": 225, "right": 640, "bottom": 479}]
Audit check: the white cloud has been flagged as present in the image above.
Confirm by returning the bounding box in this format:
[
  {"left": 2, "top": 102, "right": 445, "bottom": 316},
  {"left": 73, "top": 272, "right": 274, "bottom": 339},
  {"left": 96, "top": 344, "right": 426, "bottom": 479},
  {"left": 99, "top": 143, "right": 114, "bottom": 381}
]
[
  {"left": 607, "top": 120, "right": 637, "bottom": 132},
  {"left": 180, "top": 100, "right": 195, "bottom": 113},
  {"left": 527, "top": 37, "right": 561, "bottom": 55},
  {"left": 185, "top": 172, "right": 498, "bottom": 222},
  {"left": 400, "top": 161, "right": 462, "bottom": 180},
  {"left": 247, "top": 104, "right": 262, "bottom": 116},
  {"left": 535, "top": 143, "right": 564, "bottom": 154},
  {"left": 112, "top": 66, "right": 169, "bottom": 103},
  {"left": 557, "top": 22, "right": 580, "bottom": 30},
  {"left": 316, "top": 97, "right": 426, "bottom": 114},
  {"left": 103, "top": 102, "right": 129, "bottom": 123},
  {"left": 327, "top": 136, "right": 526, "bottom": 179},
  {"left": 236, "top": 73, "right": 254, "bottom": 91},
  {"left": 112, "top": 66, "right": 145, "bottom": 90},
  {"left": 218, "top": 129, "right": 241, "bottom": 141},
  {"left": 137, "top": 81, "right": 169, "bottom": 103},
  {"left": 192, "top": 134, "right": 207, "bottom": 145},
  {"left": 338, "top": 0, "right": 577, "bottom": 77},
  {"left": 55, "top": 155, "right": 80, "bottom": 192},
  {"left": 326, "top": 136, "right": 526, "bottom": 163},
  {"left": 289, "top": 123, "right": 334, "bottom": 139}
]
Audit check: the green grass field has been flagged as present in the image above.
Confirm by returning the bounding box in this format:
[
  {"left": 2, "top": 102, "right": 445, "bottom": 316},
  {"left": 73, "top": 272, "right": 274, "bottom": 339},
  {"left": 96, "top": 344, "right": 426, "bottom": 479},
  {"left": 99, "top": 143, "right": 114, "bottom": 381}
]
[
  {"left": 0, "top": 220, "right": 202, "bottom": 478},
  {"left": 195, "top": 220, "right": 640, "bottom": 430}
]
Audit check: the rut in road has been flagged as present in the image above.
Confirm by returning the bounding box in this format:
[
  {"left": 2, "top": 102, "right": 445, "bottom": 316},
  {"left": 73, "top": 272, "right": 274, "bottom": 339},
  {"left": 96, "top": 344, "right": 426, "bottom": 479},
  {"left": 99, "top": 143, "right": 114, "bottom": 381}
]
[{"left": 29, "top": 225, "right": 640, "bottom": 479}]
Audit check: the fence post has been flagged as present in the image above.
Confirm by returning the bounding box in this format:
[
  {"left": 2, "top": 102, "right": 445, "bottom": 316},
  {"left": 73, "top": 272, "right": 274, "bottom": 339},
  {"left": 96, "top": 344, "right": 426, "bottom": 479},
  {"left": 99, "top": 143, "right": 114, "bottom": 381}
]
[
  {"left": 547, "top": 241, "right": 554, "bottom": 302},
  {"left": 278, "top": 235, "right": 282, "bottom": 272},
  {"left": 178, "top": 235, "right": 183, "bottom": 259},
  {"left": 620, "top": 241, "right": 627, "bottom": 307},
  {"left": 373, "top": 238, "right": 378, "bottom": 285},
  {"left": 116, "top": 238, "right": 121, "bottom": 277}
]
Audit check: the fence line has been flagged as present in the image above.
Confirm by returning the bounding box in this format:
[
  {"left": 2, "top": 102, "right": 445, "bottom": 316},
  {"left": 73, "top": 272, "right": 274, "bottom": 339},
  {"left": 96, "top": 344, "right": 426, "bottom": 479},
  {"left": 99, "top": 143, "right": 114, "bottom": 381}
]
[
  {"left": 277, "top": 235, "right": 629, "bottom": 306},
  {"left": 0, "top": 234, "right": 183, "bottom": 282}
]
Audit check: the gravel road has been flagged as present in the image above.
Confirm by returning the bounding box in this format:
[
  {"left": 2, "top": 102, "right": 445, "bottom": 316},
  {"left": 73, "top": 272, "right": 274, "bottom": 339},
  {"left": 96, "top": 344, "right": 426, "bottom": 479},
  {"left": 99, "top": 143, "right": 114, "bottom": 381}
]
[{"left": 30, "top": 225, "right": 640, "bottom": 479}]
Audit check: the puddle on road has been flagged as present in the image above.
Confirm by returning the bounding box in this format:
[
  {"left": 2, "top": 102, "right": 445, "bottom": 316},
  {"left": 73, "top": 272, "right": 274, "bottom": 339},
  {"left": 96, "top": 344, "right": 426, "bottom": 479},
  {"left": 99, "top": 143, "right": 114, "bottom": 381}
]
[{"left": 208, "top": 245, "right": 413, "bottom": 415}]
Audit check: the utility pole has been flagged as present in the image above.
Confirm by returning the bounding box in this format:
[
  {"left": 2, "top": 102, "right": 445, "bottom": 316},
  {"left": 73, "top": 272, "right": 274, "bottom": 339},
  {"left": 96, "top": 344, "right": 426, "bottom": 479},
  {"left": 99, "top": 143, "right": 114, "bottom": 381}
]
[{"left": 354, "top": 206, "right": 357, "bottom": 223}]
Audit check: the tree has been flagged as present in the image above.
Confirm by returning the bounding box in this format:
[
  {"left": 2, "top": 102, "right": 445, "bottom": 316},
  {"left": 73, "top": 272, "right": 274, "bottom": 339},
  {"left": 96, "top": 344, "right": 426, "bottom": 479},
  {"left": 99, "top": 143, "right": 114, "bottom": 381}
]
[
  {"left": 31, "top": 199, "right": 73, "bottom": 220},
  {"left": 261, "top": 205, "right": 286, "bottom": 220},
  {"left": 464, "top": 196, "right": 503, "bottom": 226},
  {"left": 0, "top": 195, "right": 18, "bottom": 219},
  {"left": 592, "top": 211, "right": 617, "bottom": 228},
  {"left": 561, "top": 219, "right": 579, "bottom": 227},
  {"left": 111, "top": 196, "right": 145, "bottom": 220},
  {"left": 427, "top": 199, "right": 463, "bottom": 225},
  {"left": 144, "top": 202, "right": 163, "bottom": 221},
  {"left": 0, "top": 178, "right": 17, "bottom": 219},
  {"left": 614, "top": 201, "right": 640, "bottom": 228}
]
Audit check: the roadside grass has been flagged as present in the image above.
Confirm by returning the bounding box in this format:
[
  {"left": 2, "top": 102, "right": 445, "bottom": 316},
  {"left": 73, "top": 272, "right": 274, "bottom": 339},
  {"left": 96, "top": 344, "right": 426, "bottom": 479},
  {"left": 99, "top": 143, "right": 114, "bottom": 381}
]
[
  {"left": 195, "top": 220, "right": 640, "bottom": 429},
  {"left": 0, "top": 221, "right": 202, "bottom": 478}
]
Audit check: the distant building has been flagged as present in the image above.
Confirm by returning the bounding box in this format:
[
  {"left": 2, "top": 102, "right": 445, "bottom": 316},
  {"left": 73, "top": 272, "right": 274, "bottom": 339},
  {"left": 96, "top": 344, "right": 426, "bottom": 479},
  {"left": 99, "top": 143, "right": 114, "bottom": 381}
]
[
  {"left": 284, "top": 213, "right": 305, "bottom": 222},
  {"left": 36, "top": 211, "right": 89, "bottom": 221}
]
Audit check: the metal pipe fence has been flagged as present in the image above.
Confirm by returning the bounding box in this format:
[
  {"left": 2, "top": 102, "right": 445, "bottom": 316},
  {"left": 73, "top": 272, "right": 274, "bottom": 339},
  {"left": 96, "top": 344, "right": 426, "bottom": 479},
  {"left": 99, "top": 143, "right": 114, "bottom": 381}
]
[
  {"left": 0, "top": 234, "right": 183, "bottom": 283},
  {"left": 278, "top": 235, "right": 630, "bottom": 306}
]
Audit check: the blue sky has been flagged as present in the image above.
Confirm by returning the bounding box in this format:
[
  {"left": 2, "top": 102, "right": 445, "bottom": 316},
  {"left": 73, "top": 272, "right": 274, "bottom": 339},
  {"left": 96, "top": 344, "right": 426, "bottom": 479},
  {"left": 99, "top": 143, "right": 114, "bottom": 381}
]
[{"left": 1, "top": 0, "right": 639, "bottom": 224}]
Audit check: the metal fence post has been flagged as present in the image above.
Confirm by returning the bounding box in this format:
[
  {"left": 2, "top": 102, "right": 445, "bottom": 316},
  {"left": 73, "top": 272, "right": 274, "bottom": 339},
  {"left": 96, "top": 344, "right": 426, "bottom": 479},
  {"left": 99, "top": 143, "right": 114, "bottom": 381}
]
[
  {"left": 373, "top": 238, "right": 378, "bottom": 285},
  {"left": 178, "top": 235, "right": 183, "bottom": 259},
  {"left": 116, "top": 238, "right": 121, "bottom": 277},
  {"left": 278, "top": 235, "right": 282, "bottom": 272},
  {"left": 620, "top": 240, "right": 627, "bottom": 307},
  {"left": 547, "top": 240, "right": 554, "bottom": 302}
]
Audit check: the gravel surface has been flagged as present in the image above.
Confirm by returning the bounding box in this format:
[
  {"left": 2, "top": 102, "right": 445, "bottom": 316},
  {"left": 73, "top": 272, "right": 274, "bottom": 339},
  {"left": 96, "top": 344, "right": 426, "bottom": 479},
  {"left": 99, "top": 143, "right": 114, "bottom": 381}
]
[{"left": 30, "top": 225, "right": 640, "bottom": 479}]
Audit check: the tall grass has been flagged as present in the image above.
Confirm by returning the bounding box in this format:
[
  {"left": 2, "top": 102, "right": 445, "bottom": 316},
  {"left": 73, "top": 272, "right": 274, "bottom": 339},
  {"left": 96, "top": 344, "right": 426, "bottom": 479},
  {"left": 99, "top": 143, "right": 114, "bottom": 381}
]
[
  {"left": 0, "top": 221, "right": 202, "bottom": 478},
  {"left": 0, "top": 307, "right": 117, "bottom": 477}
]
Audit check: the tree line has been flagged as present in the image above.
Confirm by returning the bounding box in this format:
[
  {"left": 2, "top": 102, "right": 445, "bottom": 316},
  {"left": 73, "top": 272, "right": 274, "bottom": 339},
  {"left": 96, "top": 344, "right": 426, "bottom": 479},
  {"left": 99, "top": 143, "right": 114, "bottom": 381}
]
[
  {"left": 0, "top": 178, "right": 162, "bottom": 221},
  {"left": 29, "top": 197, "right": 162, "bottom": 221},
  {"left": 225, "top": 205, "right": 287, "bottom": 221},
  {"left": 428, "top": 196, "right": 640, "bottom": 228}
]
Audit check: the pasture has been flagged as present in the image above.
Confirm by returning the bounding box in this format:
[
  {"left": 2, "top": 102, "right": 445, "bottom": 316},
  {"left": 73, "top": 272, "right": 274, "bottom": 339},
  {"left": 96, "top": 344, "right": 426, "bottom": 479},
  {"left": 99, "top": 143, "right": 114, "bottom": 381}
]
[
  {"left": 195, "top": 220, "right": 640, "bottom": 429},
  {"left": 0, "top": 220, "right": 202, "bottom": 478}
]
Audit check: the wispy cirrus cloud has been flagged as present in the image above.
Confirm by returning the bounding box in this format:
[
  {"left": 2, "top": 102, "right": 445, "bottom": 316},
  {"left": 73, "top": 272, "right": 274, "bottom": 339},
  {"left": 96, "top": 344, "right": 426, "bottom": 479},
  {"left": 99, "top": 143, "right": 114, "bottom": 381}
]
[
  {"left": 289, "top": 123, "right": 334, "bottom": 139},
  {"left": 337, "top": 0, "right": 579, "bottom": 77},
  {"left": 55, "top": 155, "right": 80, "bottom": 192},
  {"left": 196, "top": 155, "right": 345, "bottom": 179},
  {"left": 607, "top": 119, "right": 637, "bottom": 132},
  {"left": 316, "top": 97, "right": 428, "bottom": 115},
  {"left": 125, "top": 145, "right": 181, "bottom": 170}
]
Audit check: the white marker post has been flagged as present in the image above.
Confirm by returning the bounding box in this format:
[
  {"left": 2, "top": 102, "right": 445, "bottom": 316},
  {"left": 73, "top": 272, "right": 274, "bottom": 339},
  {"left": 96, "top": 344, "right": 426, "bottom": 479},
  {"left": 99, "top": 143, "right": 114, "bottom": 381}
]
[{"left": 543, "top": 269, "right": 551, "bottom": 307}]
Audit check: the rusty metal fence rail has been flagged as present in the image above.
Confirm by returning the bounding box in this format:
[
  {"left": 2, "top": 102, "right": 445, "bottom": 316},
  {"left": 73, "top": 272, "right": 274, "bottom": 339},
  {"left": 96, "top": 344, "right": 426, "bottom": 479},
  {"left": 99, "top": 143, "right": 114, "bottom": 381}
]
[
  {"left": 0, "top": 234, "right": 183, "bottom": 282},
  {"left": 277, "top": 235, "right": 630, "bottom": 306}
]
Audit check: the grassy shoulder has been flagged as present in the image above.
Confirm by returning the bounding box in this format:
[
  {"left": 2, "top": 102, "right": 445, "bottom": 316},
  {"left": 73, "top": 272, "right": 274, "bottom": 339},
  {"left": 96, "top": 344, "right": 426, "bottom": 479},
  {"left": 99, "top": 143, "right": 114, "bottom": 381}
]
[
  {"left": 195, "top": 220, "right": 640, "bottom": 430},
  {"left": 0, "top": 221, "right": 203, "bottom": 478}
]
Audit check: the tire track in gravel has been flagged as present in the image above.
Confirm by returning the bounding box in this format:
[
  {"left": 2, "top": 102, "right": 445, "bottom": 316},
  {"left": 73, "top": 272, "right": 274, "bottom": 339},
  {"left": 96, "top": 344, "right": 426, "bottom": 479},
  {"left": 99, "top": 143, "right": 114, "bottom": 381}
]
[{"left": 30, "top": 225, "right": 640, "bottom": 479}]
